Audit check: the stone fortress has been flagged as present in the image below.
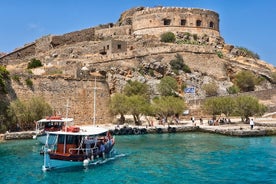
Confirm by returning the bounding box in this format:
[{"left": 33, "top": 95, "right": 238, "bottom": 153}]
[
  {"left": 1, "top": 6, "right": 275, "bottom": 124},
  {"left": 0, "top": 6, "right": 222, "bottom": 64}
]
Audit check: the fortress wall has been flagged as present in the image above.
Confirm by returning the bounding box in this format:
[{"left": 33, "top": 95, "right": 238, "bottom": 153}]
[
  {"left": 133, "top": 27, "right": 220, "bottom": 37},
  {"left": 95, "top": 25, "right": 132, "bottom": 38},
  {"left": 94, "top": 44, "right": 216, "bottom": 63},
  {"left": 0, "top": 43, "right": 36, "bottom": 65},
  {"left": 11, "top": 77, "right": 112, "bottom": 124},
  {"left": 131, "top": 7, "right": 219, "bottom": 37},
  {"left": 50, "top": 27, "right": 96, "bottom": 48},
  {"left": 35, "top": 35, "right": 53, "bottom": 53}
]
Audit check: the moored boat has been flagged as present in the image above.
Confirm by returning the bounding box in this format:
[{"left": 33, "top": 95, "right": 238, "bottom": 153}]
[
  {"left": 33, "top": 115, "right": 74, "bottom": 144},
  {"left": 42, "top": 125, "right": 115, "bottom": 171}
]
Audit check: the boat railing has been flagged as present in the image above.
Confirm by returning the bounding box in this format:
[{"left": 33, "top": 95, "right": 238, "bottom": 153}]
[
  {"left": 69, "top": 147, "right": 98, "bottom": 155},
  {"left": 42, "top": 144, "right": 56, "bottom": 152}
]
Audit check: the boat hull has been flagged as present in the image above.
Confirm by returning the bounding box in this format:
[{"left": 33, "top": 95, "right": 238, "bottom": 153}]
[{"left": 49, "top": 143, "right": 115, "bottom": 161}]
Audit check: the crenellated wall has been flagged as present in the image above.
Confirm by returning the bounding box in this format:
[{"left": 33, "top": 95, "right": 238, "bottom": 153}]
[{"left": 129, "top": 7, "right": 220, "bottom": 37}]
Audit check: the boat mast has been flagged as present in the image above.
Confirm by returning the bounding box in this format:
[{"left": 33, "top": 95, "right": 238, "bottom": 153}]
[
  {"left": 65, "top": 99, "right": 70, "bottom": 132},
  {"left": 93, "top": 78, "right": 96, "bottom": 126},
  {"left": 92, "top": 77, "right": 102, "bottom": 126}
]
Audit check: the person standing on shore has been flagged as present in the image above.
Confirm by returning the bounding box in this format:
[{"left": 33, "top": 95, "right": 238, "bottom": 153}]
[{"left": 250, "top": 118, "right": 254, "bottom": 130}]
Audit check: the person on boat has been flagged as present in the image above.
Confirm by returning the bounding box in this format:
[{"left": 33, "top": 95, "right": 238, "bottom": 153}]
[
  {"left": 84, "top": 136, "right": 97, "bottom": 155},
  {"left": 100, "top": 141, "right": 105, "bottom": 153}
]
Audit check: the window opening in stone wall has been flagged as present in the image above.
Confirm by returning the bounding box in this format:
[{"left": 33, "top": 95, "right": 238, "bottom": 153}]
[
  {"left": 181, "top": 19, "right": 186, "bottom": 26},
  {"left": 117, "top": 44, "right": 121, "bottom": 49},
  {"left": 209, "top": 21, "right": 214, "bottom": 28},
  {"left": 107, "top": 45, "right": 110, "bottom": 50},
  {"left": 196, "top": 20, "right": 202, "bottom": 27},
  {"left": 163, "top": 19, "right": 171, "bottom": 26}
]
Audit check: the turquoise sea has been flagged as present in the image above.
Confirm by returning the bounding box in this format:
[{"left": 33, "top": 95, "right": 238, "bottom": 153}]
[{"left": 1, "top": 133, "right": 276, "bottom": 184}]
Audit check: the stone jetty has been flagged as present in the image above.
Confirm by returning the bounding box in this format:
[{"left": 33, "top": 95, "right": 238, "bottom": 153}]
[{"left": 1, "top": 118, "right": 276, "bottom": 141}]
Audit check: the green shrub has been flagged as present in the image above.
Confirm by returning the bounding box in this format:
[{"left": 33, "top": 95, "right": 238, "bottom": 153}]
[
  {"left": 203, "top": 82, "right": 218, "bottom": 97},
  {"left": 217, "top": 51, "right": 223, "bottom": 58},
  {"left": 236, "top": 47, "right": 260, "bottom": 59},
  {"left": 12, "top": 74, "right": 21, "bottom": 83},
  {"left": 234, "top": 70, "right": 257, "bottom": 92},
  {"left": 160, "top": 32, "right": 176, "bottom": 43},
  {"left": 27, "top": 58, "right": 43, "bottom": 69},
  {"left": 0, "top": 66, "right": 10, "bottom": 93},
  {"left": 227, "top": 85, "right": 240, "bottom": 94},
  {"left": 25, "top": 78, "right": 33, "bottom": 88},
  {"left": 170, "top": 54, "right": 191, "bottom": 73}
]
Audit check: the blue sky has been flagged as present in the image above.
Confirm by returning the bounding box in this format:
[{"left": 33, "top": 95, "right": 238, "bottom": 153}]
[{"left": 0, "top": 0, "right": 275, "bottom": 67}]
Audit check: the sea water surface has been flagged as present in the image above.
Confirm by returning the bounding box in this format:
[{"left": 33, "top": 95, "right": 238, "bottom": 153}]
[{"left": 1, "top": 133, "right": 276, "bottom": 184}]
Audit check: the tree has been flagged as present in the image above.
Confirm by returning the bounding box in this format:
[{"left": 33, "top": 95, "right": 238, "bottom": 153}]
[
  {"left": 234, "top": 71, "right": 257, "bottom": 92},
  {"left": 203, "top": 96, "right": 235, "bottom": 116},
  {"left": 203, "top": 97, "right": 223, "bottom": 116},
  {"left": 235, "top": 95, "right": 267, "bottom": 122},
  {"left": 109, "top": 93, "right": 129, "bottom": 124},
  {"left": 7, "top": 97, "right": 52, "bottom": 131},
  {"left": 157, "top": 76, "right": 178, "bottom": 96},
  {"left": 152, "top": 96, "right": 186, "bottom": 123},
  {"left": 127, "top": 95, "right": 150, "bottom": 125},
  {"left": 0, "top": 65, "right": 10, "bottom": 93},
  {"left": 123, "top": 80, "right": 150, "bottom": 100}
]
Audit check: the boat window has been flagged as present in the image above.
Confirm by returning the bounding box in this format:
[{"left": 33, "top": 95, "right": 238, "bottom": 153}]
[{"left": 58, "top": 135, "right": 65, "bottom": 144}]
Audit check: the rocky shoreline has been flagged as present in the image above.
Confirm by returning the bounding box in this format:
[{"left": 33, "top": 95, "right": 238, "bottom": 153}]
[{"left": 1, "top": 118, "right": 276, "bottom": 141}]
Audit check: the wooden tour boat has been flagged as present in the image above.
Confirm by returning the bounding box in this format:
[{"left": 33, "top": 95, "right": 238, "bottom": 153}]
[{"left": 42, "top": 125, "right": 115, "bottom": 171}]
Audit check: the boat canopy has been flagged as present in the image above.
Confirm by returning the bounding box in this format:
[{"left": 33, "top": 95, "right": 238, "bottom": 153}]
[
  {"left": 47, "top": 126, "right": 108, "bottom": 136},
  {"left": 37, "top": 118, "right": 74, "bottom": 123}
]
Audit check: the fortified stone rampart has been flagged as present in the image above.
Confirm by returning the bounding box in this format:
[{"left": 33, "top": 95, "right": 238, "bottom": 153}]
[
  {"left": 95, "top": 25, "right": 132, "bottom": 38},
  {"left": 0, "top": 43, "right": 36, "bottom": 65},
  {"left": 11, "top": 76, "right": 112, "bottom": 124},
  {"left": 127, "top": 7, "right": 220, "bottom": 37},
  {"left": 50, "top": 27, "right": 96, "bottom": 47},
  {"left": 0, "top": 6, "right": 221, "bottom": 65}
]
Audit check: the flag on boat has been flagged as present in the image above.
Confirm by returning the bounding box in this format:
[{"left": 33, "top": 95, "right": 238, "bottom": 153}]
[{"left": 184, "top": 87, "right": 195, "bottom": 94}]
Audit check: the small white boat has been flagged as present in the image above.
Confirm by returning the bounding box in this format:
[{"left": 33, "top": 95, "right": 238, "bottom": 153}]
[
  {"left": 42, "top": 125, "right": 115, "bottom": 171},
  {"left": 33, "top": 115, "right": 74, "bottom": 145}
]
